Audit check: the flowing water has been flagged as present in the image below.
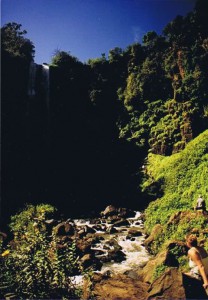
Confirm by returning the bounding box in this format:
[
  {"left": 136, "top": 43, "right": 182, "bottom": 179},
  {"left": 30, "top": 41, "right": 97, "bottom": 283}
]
[
  {"left": 74, "top": 211, "right": 150, "bottom": 276},
  {"left": 42, "top": 63, "right": 50, "bottom": 112}
]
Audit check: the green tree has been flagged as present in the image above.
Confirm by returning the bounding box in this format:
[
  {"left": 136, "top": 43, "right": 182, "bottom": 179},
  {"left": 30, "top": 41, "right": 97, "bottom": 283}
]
[
  {"left": 51, "top": 50, "right": 79, "bottom": 68},
  {"left": 1, "top": 22, "right": 34, "bottom": 61}
]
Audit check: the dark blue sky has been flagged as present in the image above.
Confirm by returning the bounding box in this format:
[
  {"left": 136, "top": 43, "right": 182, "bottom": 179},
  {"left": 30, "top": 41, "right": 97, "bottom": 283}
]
[{"left": 1, "top": 0, "right": 196, "bottom": 64}]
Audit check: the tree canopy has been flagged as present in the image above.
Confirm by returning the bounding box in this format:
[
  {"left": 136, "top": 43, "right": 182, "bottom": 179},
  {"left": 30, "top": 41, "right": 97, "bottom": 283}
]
[{"left": 1, "top": 22, "right": 35, "bottom": 61}]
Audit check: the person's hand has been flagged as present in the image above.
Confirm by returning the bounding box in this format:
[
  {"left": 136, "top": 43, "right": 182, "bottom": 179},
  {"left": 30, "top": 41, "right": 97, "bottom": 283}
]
[{"left": 203, "top": 282, "right": 208, "bottom": 289}]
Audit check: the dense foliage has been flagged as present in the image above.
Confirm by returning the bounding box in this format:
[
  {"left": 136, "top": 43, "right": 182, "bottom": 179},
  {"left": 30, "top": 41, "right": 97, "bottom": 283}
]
[
  {"left": 1, "top": 22, "right": 34, "bottom": 61},
  {"left": 0, "top": 204, "right": 82, "bottom": 299},
  {"left": 143, "top": 130, "right": 208, "bottom": 254}
]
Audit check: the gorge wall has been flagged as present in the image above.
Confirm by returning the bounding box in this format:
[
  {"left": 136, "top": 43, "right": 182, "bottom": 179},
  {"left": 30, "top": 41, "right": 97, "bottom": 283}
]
[{"left": 2, "top": 59, "right": 144, "bottom": 225}]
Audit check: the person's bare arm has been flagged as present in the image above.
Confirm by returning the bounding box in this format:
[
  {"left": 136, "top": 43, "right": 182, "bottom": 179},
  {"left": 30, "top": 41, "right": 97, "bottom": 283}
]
[{"left": 189, "top": 249, "right": 208, "bottom": 288}]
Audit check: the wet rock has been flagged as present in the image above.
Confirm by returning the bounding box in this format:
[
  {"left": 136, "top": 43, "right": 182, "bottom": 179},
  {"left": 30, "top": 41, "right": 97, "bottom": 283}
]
[
  {"left": 118, "top": 207, "right": 135, "bottom": 218},
  {"left": 97, "top": 238, "right": 126, "bottom": 263},
  {"left": 77, "top": 225, "right": 96, "bottom": 238},
  {"left": 113, "top": 218, "right": 130, "bottom": 227},
  {"left": 93, "top": 249, "right": 107, "bottom": 257},
  {"left": 54, "top": 221, "right": 75, "bottom": 236},
  {"left": 101, "top": 205, "right": 117, "bottom": 218},
  {"left": 106, "top": 238, "right": 122, "bottom": 251},
  {"left": 106, "top": 225, "right": 118, "bottom": 234},
  {"left": 76, "top": 237, "right": 93, "bottom": 255},
  {"left": 108, "top": 249, "right": 126, "bottom": 263},
  {"left": 77, "top": 229, "right": 86, "bottom": 238},
  {"left": 91, "top": 224, "right": 104, "bottom": 231},
  {"left": 127, "top": 228, "right": 143, "bottom": 239},
  {"left": 124, "top": 270, "right": 139, "bottom": 280},
  {"left": 80, "top": 253, "right": 102, "bottom": 271},
  {"left": 100, "top": 205, "right": 135, "bottom": 219}
]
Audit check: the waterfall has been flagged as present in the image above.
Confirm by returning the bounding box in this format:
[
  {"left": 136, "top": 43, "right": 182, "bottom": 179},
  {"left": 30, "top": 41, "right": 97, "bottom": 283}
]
[
  {"left": 28, "top": 61, "right": 37, "bottom": 97},
  {"left": 42, "top": 63, "right": 50, "bottom": 113}
]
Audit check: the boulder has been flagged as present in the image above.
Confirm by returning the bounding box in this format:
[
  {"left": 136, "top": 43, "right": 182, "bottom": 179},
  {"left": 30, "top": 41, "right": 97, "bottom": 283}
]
[
  {"left": 100, "top": 205, "right": 135, "bottom": 219},
  {"left": 106, "top": 238, "right": 122, "bottom": 251},
  {"left": 80, "top": 253, "right": 102, "bottom": 271},
  {"left": 143, "top": 224, "right": 163, "bottom": 252},
  {"left": 127, "top": 228, "right": 143, "bottom": 239},
  {"left": 106, "top": 225, "right": 118, "bottom": 234},
  {"left": 54, "top": 221, "right": 75, "bottom": 236},
  {"left": 101, "top": 205, "right": 117, "bottom": 218},
  {"left": 76, "top": 237, "right": 93, "bottom": 255},
  {"left": 108, "top": 249, "right": 126, "bottom": 263},
  {"left": 117, "top": 207, "right": 135, "bottom": 218},
  {"left": 139, "top": 249, "right": 179, "bottom": 284},
  {"left": 93, "top": 274, "right": 149, "bottom": 300},
  {"left": 113, "top": 218, "right": 130, "bottom": 227},
  {"left": 147, "top": 268, "right": 186, "bottom": 299},
  {"left": 77, "top": 225, "right": 96, "bottom": 238},
  {"left": 147, "top": 268, "right": 208, "bottom": 299},
  {"left": 98, "top": 238, "right": 126, "bottom": 263},
  {"left": 91, "top": 224, "right": 104, "bottom": 231}
]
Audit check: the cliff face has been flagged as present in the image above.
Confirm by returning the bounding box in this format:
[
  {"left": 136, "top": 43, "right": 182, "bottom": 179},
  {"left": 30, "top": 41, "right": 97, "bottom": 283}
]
[
  {"left": 143, "top": 130, "right": 208, "bottom": 244},
  {"left": 2, "top": 1, "right": 208, "bottom": 222}
]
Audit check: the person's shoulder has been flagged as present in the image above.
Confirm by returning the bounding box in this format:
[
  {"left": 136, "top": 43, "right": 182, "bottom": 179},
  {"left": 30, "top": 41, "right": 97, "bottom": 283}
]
[{"left": 188, "top": 247, "right": 198, "bottom": 256}]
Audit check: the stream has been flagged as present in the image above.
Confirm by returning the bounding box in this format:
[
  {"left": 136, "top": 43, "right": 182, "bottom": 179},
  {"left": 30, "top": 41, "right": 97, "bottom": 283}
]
[{"left": 72, "top": 211, "right": 150, "bottom": 284}]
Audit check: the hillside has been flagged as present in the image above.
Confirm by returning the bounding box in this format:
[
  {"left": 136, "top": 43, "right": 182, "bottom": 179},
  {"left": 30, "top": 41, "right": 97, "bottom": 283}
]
[{"left": 143, "top": 129, "right": 208, "bottom": 253}]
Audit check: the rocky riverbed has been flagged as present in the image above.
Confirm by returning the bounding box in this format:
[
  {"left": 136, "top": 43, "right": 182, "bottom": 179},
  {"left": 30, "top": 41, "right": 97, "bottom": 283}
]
[{"left": 45, "top": 205, "right": 208, "bottom": 299}]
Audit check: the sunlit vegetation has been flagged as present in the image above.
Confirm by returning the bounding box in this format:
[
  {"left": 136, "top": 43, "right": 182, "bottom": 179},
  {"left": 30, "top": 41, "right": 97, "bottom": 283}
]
[
  {"left": 1, "top": 1, "right": 208, "bottom": 296},
  {"left": 143, "top": 130, "right": 208, "bottom": 254},
  {"left": 0, "top": 204, "right": 84, "bottom": 299}
]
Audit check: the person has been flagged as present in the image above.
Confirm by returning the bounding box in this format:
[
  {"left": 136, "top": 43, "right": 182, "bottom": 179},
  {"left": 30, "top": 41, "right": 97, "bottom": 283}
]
[
  {"left": 195, "top": 195, "right": 206, "bottom": 212},
  {"left": 185, "top": 234, "right": 208, "bottom": 292}
]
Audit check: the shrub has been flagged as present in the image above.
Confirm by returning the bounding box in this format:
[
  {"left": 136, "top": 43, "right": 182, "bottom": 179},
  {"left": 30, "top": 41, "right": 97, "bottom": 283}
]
[{"left": 0, "top": 204, "right": 82, "bottom": 299}]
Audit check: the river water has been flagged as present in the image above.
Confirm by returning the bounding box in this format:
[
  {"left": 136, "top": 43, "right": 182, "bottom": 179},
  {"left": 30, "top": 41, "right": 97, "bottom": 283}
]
[{"left": 73, "top": 211, "right": 150, "bottom": 280}]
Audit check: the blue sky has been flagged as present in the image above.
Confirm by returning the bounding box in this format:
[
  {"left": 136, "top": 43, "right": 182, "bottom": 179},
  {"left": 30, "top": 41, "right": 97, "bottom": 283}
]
[{"left": 1, "top": 0, "right": 196, "bottom": 64}]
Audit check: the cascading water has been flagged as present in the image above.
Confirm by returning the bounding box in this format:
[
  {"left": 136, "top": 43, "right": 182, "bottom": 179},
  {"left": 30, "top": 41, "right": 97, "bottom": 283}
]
[
  {"left": 42, "top": 63, "right": 50, "bottom": 113},
  {"left": 27, "top": 61, "right": 50, "bottom": 117},
  {"left": 74, "top": 211, "right": 150, "bottom": 276},
  {"left": 97, "top": 212, "right": 150, "bottom": 274}
]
